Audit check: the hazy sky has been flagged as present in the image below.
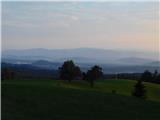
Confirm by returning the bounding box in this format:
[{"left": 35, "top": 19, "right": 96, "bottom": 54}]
[{"left": 2, "top": 2, "right": 159, "bottom": 52}]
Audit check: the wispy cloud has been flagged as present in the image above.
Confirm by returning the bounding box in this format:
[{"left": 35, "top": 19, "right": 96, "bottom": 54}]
[{"left": 2, "top": 2, "right": 159, "bottom": 52}]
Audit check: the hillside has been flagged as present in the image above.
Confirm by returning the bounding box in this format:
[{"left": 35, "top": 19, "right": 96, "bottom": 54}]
[{"left": 2, "top": 79, "right": 160, "bottom": 120}]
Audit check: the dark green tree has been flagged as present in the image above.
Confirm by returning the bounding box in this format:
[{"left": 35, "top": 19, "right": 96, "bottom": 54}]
[
  {"left": 74, "top": 66, "right": 82, "bottom": 78},
  {"left": 85, "top": 65, "right": 103, "bottom": 87},
  {"left": 132, "top": 80, "right": 146, "bottom": 99},
  {"left": 141, "top": 70, "right": 152, "bottom": 82},
  {"left": 59, "top": 60, "right": 81, "bottom": 82}
]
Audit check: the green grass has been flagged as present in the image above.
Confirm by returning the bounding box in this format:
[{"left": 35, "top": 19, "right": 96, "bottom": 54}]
[
  {"left": 54, "top": 79, "right": 160, "bottom": 102},
  {"left": 2, "top": 79, "right": 160, "bottom": 120}
]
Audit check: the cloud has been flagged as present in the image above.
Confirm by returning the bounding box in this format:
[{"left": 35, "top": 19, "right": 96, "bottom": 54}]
[
  {"left": 2, "top": 2, "right": 159, "bottom": 52},
  {"left": 71, "top": 16, "right": 79, "bottom": 21}
]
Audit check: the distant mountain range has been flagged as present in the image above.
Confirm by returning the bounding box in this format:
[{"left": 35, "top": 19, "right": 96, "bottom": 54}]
[
  {"left": 2, "top": 48, "right": 159, "bottom": 66},
  {"left": 1, "top": 48, "right": 160, "bottom": 73}
]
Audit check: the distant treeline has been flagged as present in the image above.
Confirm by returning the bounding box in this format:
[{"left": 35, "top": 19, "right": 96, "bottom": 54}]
[
  {"left": 104, "top": 71, "right": 160, "bottom": 84},
  {"left": 1, "top": 63, "right": 58, "bottom": 80},
  {"left": 104, "top": 73, "right": 142, "bottom": 80},
  {"left": 1, "top": 62, "right": 160, "bottom": 84}
]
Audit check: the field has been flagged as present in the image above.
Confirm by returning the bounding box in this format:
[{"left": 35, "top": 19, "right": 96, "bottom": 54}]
[{"left": 2, "top": 79, "right": 160, "bottom": 120}]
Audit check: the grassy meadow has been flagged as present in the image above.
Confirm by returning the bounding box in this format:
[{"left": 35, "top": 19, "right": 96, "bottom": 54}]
[{"left": 2, "top": 79, "right": 160, "bottom": 120}]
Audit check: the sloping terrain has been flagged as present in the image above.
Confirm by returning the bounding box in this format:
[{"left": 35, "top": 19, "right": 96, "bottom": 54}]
[{"left": 2, "top": 79, "right": 160, "bottom": 120}]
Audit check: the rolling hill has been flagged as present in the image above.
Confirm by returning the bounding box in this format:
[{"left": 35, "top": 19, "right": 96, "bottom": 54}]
[{"left": 2, "top": 79, "right": 160, "bottom": 120}]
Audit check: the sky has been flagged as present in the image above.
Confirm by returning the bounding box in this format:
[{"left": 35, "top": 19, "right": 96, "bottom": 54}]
[{"left": 2, "top": 1, "right": 159, "bottom": 52}]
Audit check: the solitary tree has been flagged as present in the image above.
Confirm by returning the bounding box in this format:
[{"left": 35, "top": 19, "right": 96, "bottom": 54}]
[
  {"left": 132, "top": 80, "right": 146, "bottom": 99},
  {"left": 59, "top": 60, "right": 81, "bottom": 82},
  {"left": 141, "top": 70, "right": 152, "bottom": 82},
  {"left": 85, "top": 65, "right": 103, "bottom": 87}
]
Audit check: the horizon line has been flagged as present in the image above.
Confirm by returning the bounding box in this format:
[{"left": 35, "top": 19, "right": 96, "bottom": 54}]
[{"left": 2, "top": 47, "right": 158, "bottom": 53}]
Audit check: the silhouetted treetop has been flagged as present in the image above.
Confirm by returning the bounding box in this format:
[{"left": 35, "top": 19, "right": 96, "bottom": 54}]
[
  {"left": 59, "top": 60, "right": 82, "bottom": 82},
  {"left": 85, "top": 65, "right": 103, "bottom": 87}
]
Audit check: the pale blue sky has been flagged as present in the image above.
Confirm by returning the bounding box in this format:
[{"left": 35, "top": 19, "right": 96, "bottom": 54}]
[{"left": 2, "top": 2, "right": 159, "bottom": 52}]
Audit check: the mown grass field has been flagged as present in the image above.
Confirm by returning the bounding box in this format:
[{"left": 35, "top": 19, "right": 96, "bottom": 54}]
[{"left": 2, "top": 79, "right": 160, "bottom": 120}]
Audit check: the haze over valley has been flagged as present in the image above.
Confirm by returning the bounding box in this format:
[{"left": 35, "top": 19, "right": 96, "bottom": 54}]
[{"left": 2, "top": 48, "right": 160, "bottom": 73}]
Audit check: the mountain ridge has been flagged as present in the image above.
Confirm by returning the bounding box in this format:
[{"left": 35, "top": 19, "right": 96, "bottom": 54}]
[{"left": 2, "top": 48, "right": 159, "bottom": 65}]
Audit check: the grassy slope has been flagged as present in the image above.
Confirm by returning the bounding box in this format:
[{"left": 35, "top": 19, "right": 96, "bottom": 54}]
[
  {"left": 2, "top": 79, "right": 160, "bottom": 120},
  {"left": 60, "top": 79, "right": 160, "bottom": 102}
]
